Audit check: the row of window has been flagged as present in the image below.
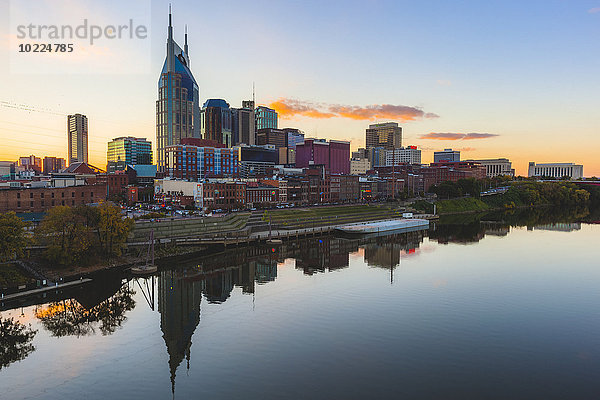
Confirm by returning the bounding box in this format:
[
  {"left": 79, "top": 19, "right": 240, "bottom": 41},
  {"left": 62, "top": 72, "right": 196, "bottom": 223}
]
[{"left": 16, "top": 191, "right": 94, "bottom": 199}]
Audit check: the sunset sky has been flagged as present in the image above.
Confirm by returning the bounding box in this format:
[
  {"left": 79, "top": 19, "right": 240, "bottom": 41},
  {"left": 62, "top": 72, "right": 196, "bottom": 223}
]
[{"left": 0, "top": 0, "right": 599, "bottom": 176}]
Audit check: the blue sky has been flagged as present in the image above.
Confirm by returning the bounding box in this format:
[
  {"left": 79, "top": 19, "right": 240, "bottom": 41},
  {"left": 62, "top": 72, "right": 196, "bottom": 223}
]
[{"left": 1, "top": 0, "right": 599, "bottom": 175}]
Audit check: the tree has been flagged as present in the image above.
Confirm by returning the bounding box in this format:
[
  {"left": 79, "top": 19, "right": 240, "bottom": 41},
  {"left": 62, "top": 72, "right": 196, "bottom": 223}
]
[
  {"left": 36, "top": 206, "right": 94, "bottom": 267},
  {"left": 0, "top": 212, "right": 28, "bottom": 262},
  {"left": 96, "top": 202, "right": 133, "bottom": 258}
]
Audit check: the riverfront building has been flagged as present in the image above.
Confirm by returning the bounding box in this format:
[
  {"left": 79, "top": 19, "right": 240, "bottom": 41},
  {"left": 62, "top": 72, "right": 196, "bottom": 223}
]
[
  {"left": 528, "top": 162, "right": 583, "bottom": 179},
  {"left": 466, "top": 158, "right": 514, "bottom": 177},
  {"left": 67, "top": 114, "right": 88, "bottom": 165},
  {"left": 366, "top": 122, "right": 402, "bottom": 150},
  {"left": 156, "top": 10, "right": 201, "bottom": 173}
]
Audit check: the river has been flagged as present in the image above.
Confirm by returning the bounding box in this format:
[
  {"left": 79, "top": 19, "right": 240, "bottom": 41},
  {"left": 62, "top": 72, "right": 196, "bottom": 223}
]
[{"left": 1, "top": 207, "right": 599, "bottom": 399}]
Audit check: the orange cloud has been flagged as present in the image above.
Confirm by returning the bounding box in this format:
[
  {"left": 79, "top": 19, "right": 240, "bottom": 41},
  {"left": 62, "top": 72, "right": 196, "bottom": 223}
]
[
  {"left": 269, "top": 98, "right": 439, "bottom": 121},
  {"left": 419, "top": 132, "right": 498, "bottom": 140}
]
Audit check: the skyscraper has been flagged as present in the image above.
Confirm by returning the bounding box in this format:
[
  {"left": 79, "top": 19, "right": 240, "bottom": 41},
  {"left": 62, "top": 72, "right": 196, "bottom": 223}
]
[
  {"left": 156, "top": 9, "right": 200, "bottom": 173},
  {"left": 232, "top": 101, "right": 255, "bottom": 146},
  {"left": 201, "top": 99, "right": 233, "bottom": 147},
  {"left": 67, "top": 114, "right": 88, "bottom": 165},
  {"left": 107, "top": 137, "right": 153, "bottom": 165},
  {"left": 365, "top": 122, "right": 402, "bottom": 150}
]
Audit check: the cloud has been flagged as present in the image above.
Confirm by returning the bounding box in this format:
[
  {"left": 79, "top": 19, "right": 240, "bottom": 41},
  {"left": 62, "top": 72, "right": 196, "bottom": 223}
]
[
  {"left": 419, "top": 132, "right": 499, "bottom": 140},
  {"left": 436, "top": 79, "right": 452, "bottom": 86},
  {"left": 270, "top": 98, "right": 439, "bottom": 121},
  {"left": 588, "top": 7, "right": 600, "bottom": 13}
]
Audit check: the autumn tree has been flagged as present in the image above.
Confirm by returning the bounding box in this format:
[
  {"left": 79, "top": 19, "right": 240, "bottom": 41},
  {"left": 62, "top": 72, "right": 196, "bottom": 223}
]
[
  {"left": 96, "top": 202, "right": 134, "bottom": 258},
  {"left": 0, "top": 212, "right": 28, "bottom": 262},
  {"left": 36, "top": 206, "right": 94, "bottom": 267}
]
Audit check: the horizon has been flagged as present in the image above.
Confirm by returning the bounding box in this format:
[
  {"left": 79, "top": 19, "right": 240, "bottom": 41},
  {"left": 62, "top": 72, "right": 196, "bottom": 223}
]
[{"left": 1, "top": 0, "right": 599, "bottom": 176}]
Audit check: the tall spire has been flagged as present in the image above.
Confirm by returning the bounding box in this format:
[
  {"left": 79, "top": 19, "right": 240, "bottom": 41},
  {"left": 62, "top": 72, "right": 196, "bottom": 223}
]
[
  {"left": 184, "top": 24, "right": 189, "bottom": 60},
  {"left": 167, "top": 4, "right": 174, "bottom": 72}
]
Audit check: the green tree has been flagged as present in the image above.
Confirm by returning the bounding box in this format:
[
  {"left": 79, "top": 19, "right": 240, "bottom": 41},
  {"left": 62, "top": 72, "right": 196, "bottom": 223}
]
[{"left": 0, "top": 212, "right": 28, "bottom": 262}]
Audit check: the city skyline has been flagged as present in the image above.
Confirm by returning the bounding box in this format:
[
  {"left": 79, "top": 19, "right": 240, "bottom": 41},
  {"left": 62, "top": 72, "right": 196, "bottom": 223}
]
[{"left": 1, "top": 1, "right": 599, "bottom": 176}]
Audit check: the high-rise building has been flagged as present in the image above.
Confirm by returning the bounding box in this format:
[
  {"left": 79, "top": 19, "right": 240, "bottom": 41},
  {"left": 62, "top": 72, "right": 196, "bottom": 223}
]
[
  {"left": 257, "top": 128, "right": 287, "bottom": 149},
  {"left": 107, "top": 137, "right": 153, "bottom": 166},
  {"left": 67, "top": 114, "right": 88, "bottom": 165},
  {"left": 201, "top": 99, "right": 233, "bottom": 147},
  {"left": 385, "top": 146, "right": 422, "bottom": 166},
  {"left": 434, "top": 148, "right": 460, "bottom": 162},
  {"left": 156, "top": 10, "right": 200, "bottom": 173},
  {"left": 232, "top": 101, "right": 255, "bottom": 146},
  {"left": 528, "top": 162, "right": 583, "bottom": 179},
  {"left": 365, "top": 122, "right": 402, "bottom": 150},
  {"left": 43, "top": 157, "right": 66, "bottom": 174},
  {"left": 256, "top": 106, "right": 278, "bottom": 130}
]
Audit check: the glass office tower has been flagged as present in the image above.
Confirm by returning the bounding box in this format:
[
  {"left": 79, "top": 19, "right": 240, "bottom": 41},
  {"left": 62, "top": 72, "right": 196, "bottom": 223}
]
[{"left": 156, "top": 9, "right": 200, "bottom": 173}]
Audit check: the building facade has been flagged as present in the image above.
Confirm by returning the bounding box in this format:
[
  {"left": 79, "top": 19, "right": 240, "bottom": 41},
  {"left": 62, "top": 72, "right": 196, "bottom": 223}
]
[
  {"left": 295, "top": 139, "right": 350, "bottom": 174},
  {"left": 528, "top": 162, "right": 583, "bottom": 179},
  {"left": 201, "top": 99, "right": 233, "bottom": 147},
  {"left": 0, "top": 184, "right": 107, "bottom": 213},
  {"left": 434, "top": 148, "right": 460, "bottom": 163},
  {"left": 365, "top": 122, "right": 402, "bottom": 150},
  {"left": 107, "top": 137, "right": 153, "bottom": 166},
  {"left": 284, "top": 128, "right": 305, "bottom": 149},
  {"left": 466, "top": 158, "right": 514, "bottom": 177},
  {"left": 232, "top": 102, "right": 255, "bottom": 146},
  {"left": 350, "top": 158, "right": 371, "bottom": 175},
  {"left": 156, "top": 11, "right": 201, "bottom": 173},
  {"left": 43, "top": 157, "right": 66, "bottom": 174},
  {"left": 67, "top": 114, "right": 88, "bottom": 165},
  {"left": 257, "top": 128, "right": 287, "bottom": 149},
  {"left": 385, "top": 146, "right": 421, "bottom": 166},
  {"left": 255, "top": 106, "right": 278, "bottom": 130},
  {"left": 165, "top": 142, "right": 239, "bottom": 180}
]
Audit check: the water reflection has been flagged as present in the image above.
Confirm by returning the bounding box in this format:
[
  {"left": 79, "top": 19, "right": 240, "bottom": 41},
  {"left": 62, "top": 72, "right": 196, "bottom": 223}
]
[
  {"left": 0, "top": 316, "right": 36, "bottom": 371},
  {"left": 1, "top": 205, "right": 599, "bottom": 398}
]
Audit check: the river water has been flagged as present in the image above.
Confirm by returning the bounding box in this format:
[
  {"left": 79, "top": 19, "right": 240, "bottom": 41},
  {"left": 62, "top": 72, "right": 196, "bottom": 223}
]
[{"left": 1, "top": 208, "right": 599, "bottom": 399}]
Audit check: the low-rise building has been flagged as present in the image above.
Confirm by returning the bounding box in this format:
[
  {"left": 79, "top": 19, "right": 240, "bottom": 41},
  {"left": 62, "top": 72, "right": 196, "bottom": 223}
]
[
  {"left": 466, "top": 158, "right": 514, "bottom": 177},
  {"left": 528, "top": 162, "right": 583, "bottom": 179},
  {"left": 0, "top": 184, "right": 107, "bottom": 213}
]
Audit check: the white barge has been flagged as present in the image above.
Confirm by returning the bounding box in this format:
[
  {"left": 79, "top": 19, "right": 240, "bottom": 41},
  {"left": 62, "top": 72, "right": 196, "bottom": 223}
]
[{"left": 335, "top": 218, "right": 429, "bottom": 235}]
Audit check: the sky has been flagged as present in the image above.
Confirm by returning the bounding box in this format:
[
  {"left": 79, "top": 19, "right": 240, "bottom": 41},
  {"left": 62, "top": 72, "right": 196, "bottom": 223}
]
[{"left": 0, "top": 0, "right": 599, "bottom": 176}]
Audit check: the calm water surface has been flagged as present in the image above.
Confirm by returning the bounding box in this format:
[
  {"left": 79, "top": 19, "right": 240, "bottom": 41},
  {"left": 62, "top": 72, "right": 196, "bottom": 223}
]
[{"left": 1, "top": 209, "right": 600, "bottom": 399}]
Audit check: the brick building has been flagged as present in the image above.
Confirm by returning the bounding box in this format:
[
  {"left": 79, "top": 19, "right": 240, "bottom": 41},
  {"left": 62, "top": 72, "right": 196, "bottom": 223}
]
[{"left": 0, "top": 184, "right": 107, "bottom": 213}]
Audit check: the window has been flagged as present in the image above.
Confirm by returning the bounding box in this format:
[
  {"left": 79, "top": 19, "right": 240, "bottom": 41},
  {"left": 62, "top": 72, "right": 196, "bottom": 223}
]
[
  {"left": 16, "top": 193, "right": 20, "bottom": 199},
  {"left": 71, "top": 192, "right": 75, "bottom": 197},
  {"left": 17, "top": 201, "right": 21, "bottom": 208},
  {"left": 52, "top": 200, "right": 55, "bottom": 206},
  {"left": 30, "top": 201, "right": 34, "bottom": 207},
  {"left": 81, "top": 192, "right": 84, "bottom": 197},
  {"left": 62, "top": 192, "right": 65, "bottom": 198},
  {"left": 41, "top": 193, "right": 44, "bottom": 198},
  {"left": 30, "top": 193, "right": 33, "bottom": 198},
  {"left": 72, "top": 200, "right": 75, "bottom": 205},
  {"left": 51, "top": 192, "right": 55, "bottom": 198}
]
